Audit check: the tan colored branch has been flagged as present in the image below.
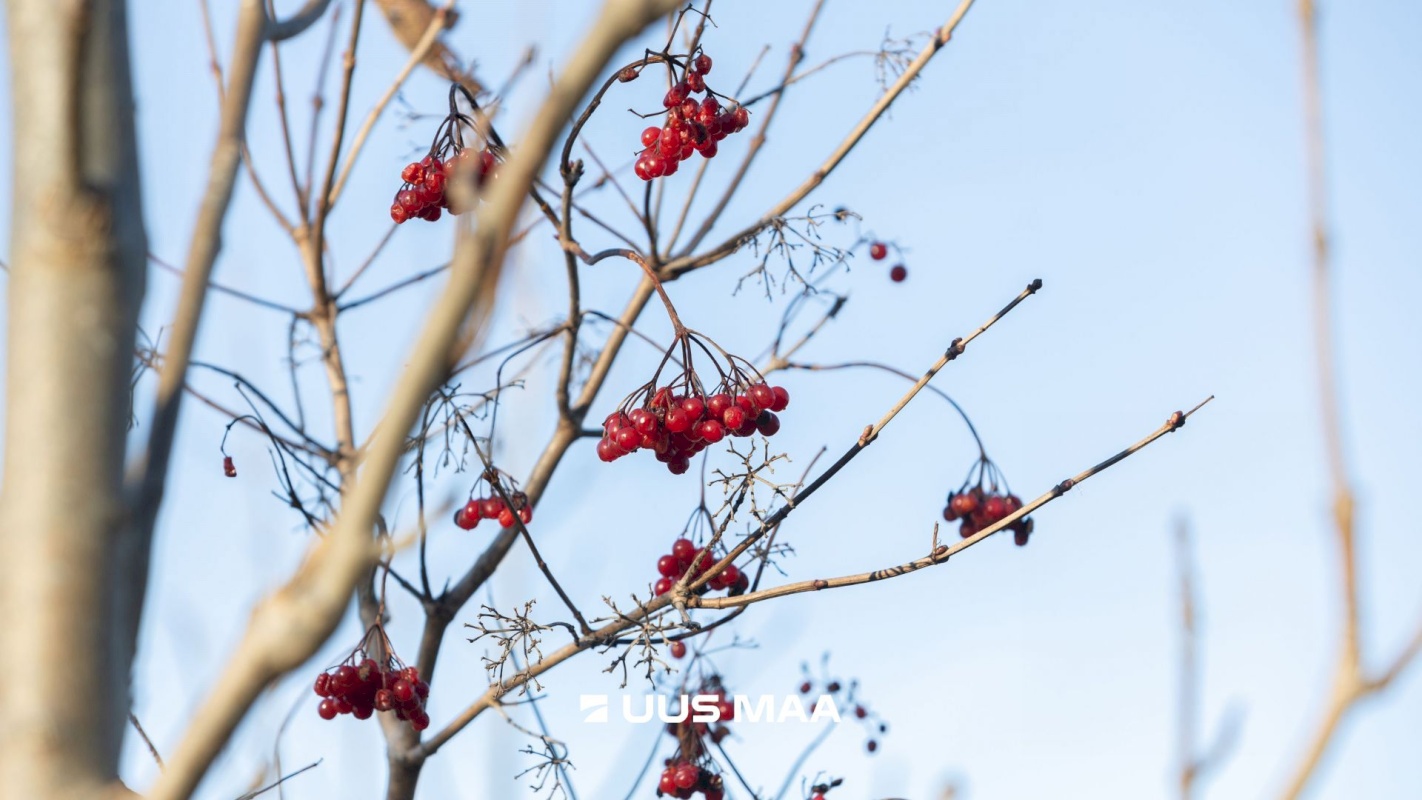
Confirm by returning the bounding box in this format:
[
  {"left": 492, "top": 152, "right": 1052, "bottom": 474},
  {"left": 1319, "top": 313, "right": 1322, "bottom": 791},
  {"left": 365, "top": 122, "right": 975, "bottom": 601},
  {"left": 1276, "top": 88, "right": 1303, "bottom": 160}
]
[
  {"left": 1277, "top": 2, "right": 1422, "bottom": 797},
  {"left": 663, "top": 0, "right": 977, "bottom": 278},
  {"left": 146, "top": 2, "right": 681, "bottom": 797}
]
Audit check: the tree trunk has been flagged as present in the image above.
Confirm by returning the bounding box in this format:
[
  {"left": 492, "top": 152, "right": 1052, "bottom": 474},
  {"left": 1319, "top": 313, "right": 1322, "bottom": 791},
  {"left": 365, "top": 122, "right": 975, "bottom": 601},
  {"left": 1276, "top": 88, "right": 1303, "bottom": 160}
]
[{"left": 0, "top": 1, "right": 147, "bottom": 798}]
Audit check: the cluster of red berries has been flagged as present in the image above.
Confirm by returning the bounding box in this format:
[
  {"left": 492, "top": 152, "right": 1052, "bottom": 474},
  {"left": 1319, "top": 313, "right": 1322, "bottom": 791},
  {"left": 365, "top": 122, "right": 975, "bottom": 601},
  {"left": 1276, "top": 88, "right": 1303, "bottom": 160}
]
[
  {"left": 313, "top": 630, "right": 430, "bottom": 732},
  {"left": 634, "top": 53, "right": 750, "bottom": 181},
  {"left": 868, "top": 240, "right": 907, "bottom": 283},
  {"left": 656, "top": 760, "right": 724, "bottom": 800},
  {"left": 453, "top": 490, "right": 533, "bottom": 530},
  {"left": 943, "top": 487, "right": 1034, "bottom": 546},
  {"left": 656, "top": 676, "right": 736, "bottom": 798},
  {"left": 598, "top": 383, "right": 789, "bottom": 474},
  {"left": 653, "top": 537, "right": 749, "bottom": 599},
  {"left": 799, "top": 671, "right": 884, "bottom": 754},
  {"left": 389, "top": 148, "right": 496, "bottom": 224}
]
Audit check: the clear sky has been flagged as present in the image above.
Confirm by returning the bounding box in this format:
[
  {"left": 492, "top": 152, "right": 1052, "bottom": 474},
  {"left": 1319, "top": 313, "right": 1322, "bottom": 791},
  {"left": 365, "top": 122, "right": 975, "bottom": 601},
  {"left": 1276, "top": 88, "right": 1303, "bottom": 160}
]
[{"left": 1, "top": 1, "right": 1419, "bottom": 798}]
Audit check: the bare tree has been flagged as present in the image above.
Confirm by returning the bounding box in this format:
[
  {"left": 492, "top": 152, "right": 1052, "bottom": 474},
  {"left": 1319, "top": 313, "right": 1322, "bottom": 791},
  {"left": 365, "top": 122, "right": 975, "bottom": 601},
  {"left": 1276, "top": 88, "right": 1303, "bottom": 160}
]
[{"left": 1, "top": 2, "right": 1227, "bottom": 799}]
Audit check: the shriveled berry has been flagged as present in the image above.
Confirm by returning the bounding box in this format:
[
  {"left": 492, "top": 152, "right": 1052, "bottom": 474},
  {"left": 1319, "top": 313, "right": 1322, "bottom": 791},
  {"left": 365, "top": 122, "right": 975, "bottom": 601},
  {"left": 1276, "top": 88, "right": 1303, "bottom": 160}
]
[
  {"left": 722, "top": 406, "right": 746, "bottom": 429},
  {"left": 693, "top": 53, "right": 712, "bottom": 74},
  {"left": 374, "top": 689, "right": 394, "bottom": 712}
]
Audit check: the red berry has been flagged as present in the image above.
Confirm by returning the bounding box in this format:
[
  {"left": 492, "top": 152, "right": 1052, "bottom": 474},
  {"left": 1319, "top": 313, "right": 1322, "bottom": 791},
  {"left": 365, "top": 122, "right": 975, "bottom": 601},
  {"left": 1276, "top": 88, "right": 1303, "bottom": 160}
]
[
  {"left": 629, "top": 407, "right": 658, "bottom": 435},
  {"left": 634, "top": 155, "right": 653, "bottom": 181},
  {"left": 731, "top": 106, "right": 749, "bottom": 130},
  {"left": 374, "top": 689, "right": 394, "bottom": 712},
  {"left": 498, "top": 508, "right": 516, "bottom": 528},
  {"left": 672, "top": 539, "right": 695, "bottom": 560},
  {"left": 658, "top": 555, "right": 679, "bottom": 577},
  {"left": 314, "top": 672, "right": 331, "bottom": 697},
  {"left": 667, "top": 456, "right": 691, "bottom": 475},
  {"left": 665, "top": 407, "right": 692, "bottom": 433},
  {"left": 659, "top": 772, "right": 678, "bottom": 793},
  {"left": 317, "top": 698, "right": 338, "bottom": 720},
  {"left": 401, "top": 162, "right": 423, "bottom": 184},
  {"left": 352, "top": 704, "right": 373, "bottom": 720},
  {"left": 596, "top": 437, "right": 620, "bottom": 462},
  {"left": 222, "top": 455, "right": 237, "bottom": 477},
  {"left": 390, "top": 203, "right": 408, "bottom": 224},
  {"left": 867, "top": 739, "right": 879, "bottom": 753},
  {"left": 721, "top": 406, "right": 746, "bottom": 429},
  {"left": 410, "top": 710, "right": 430, "bottom": 731},
  {"left": 332, "top": 665, "right": 356, "bottom": 693},
  {"left": 655, "top": 577, "right": 673, "bottom": 595},
  {"left": 392, "top": 679, "right": 415, "bottom": 703},
  {"left": 855, "top": 705, "right": 868, "bottom": 719},
  {"left": 680, "top": 396, "right": 706, "bottom": 421},
  {"left": 698, "top": 419, "right": 725, "bottom": 443},
  {"left": 707, "top": 393, "right": 733, "bottom": 418},
  {"left": 641, "top": 126, "right": 661, "bottom": 147},
  {"left": 482, "top": 498, "right": 504, "bottom": 518},
  {"left": 869, "top": 241, "right": 888, "bottom": 260},
  {"left": 943, "top": 502, "right": 961, "bottom": 522},
  {"left": 518, "top": 505, "right": 533, "bottom": 524},
  {"left": 769, "top": 385, "right": 790, "bottom": 411},
  {"left": 673, "top": 761, "right": 697, "bottom": 788},
  {"left": 664, "top": 82, "right": 689, "bottom": 108},
  {"left": 693, "top": 54, "right": 712, "bottom": 75},
  {"left": 950, "top": 492, "right": 978, "bottom": 516},
  {"left": 800, "top": 681, "right": 812, "bottom": 694},
  {"left": 755, "top": 411, "right": 780, "bottom": 436},
  {"left": 615, "top": 426, "right": 642, "bottom": 452},
  {"left": 890, "top": 264, "right": 907, "bottom": 282},
  {"left": 455, "top": 500, "right": 481, "bottom": 529},
  {"left": 748, "top": 383, "right": 775, "bottom": 409},
  {"left": 716, "top": 699, "right": 735, "bottom": 721},
  {"left": 720, "top": 564, "right": 741, "bottom": 587},
  {"left": 686, "top": 71, "right": 706, "bottom": 93},
  {"left": 983, "top": 495, "right": 1007, "bottom": 521},
  {"left": 697, "top": 97, "right": 720, "bottom": 123}
]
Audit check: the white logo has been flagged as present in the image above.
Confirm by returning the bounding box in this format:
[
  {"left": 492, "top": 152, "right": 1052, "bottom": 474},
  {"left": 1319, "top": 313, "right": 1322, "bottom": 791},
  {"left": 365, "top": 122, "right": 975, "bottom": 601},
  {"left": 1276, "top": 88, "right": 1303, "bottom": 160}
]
[
  {"left": 577, "top": 693, "right": 840, "bottom": 724},
  {"left": 580, "top": 693, "right": 609, "bottom": 723}
]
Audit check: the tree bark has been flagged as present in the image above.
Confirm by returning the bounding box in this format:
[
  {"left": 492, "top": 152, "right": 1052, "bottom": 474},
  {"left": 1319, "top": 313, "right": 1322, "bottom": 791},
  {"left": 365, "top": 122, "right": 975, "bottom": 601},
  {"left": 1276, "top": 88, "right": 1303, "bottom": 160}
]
[{"left": 0, "top": 1, "right": 148, "bottom": 798}]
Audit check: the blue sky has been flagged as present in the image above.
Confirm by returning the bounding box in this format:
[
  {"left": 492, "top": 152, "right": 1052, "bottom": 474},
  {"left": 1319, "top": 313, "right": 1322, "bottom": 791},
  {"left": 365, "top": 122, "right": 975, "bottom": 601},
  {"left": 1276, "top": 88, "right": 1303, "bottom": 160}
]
[{"left": 2, "top": 1, "right": 1419, "bottom": 798}]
